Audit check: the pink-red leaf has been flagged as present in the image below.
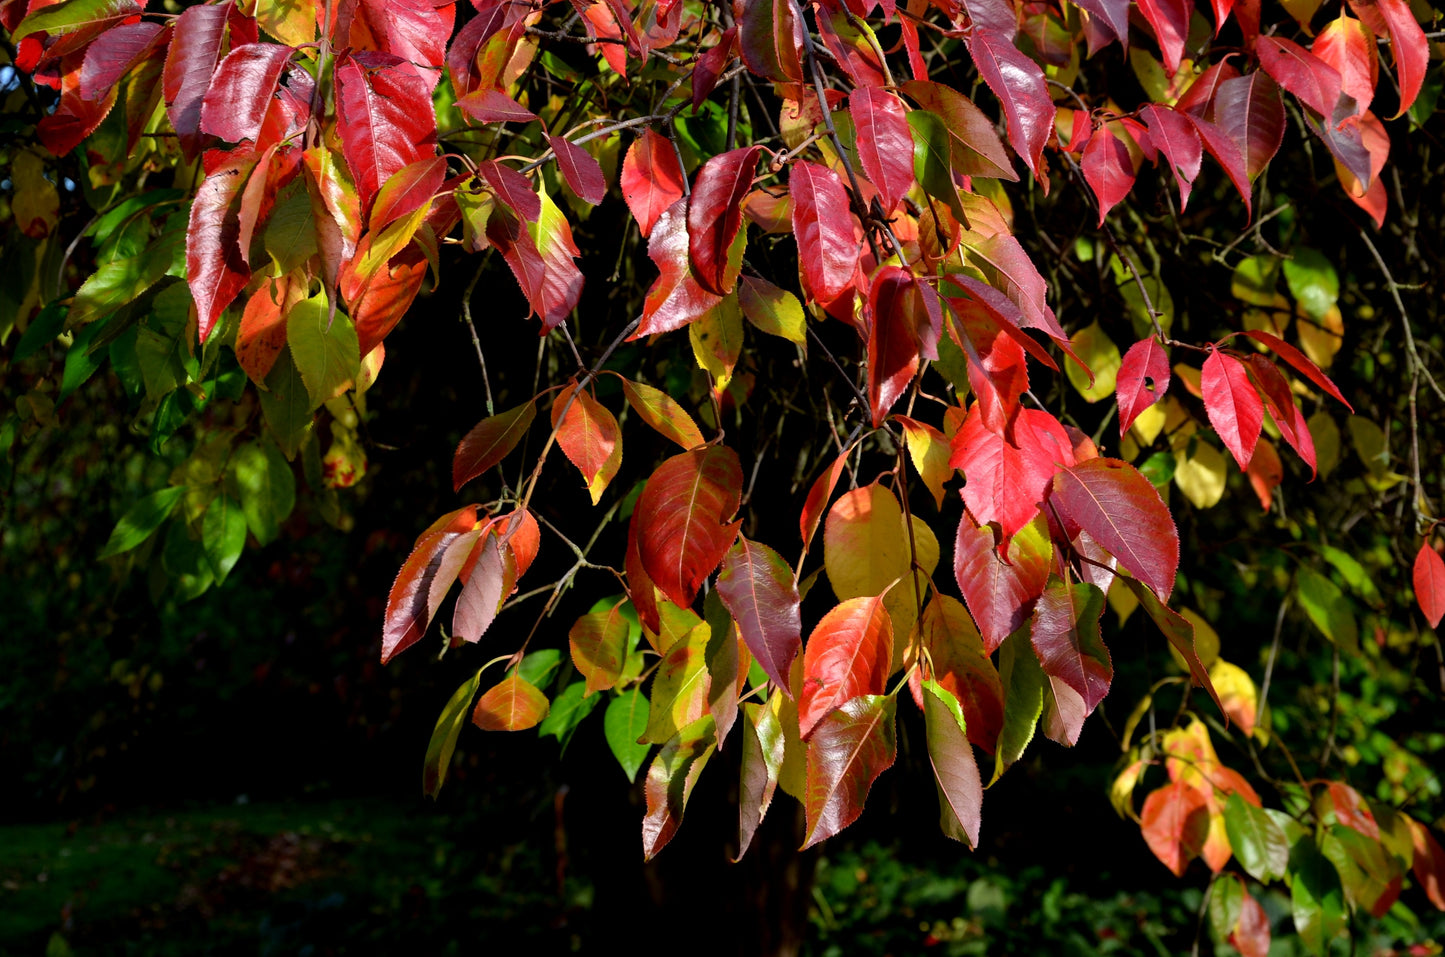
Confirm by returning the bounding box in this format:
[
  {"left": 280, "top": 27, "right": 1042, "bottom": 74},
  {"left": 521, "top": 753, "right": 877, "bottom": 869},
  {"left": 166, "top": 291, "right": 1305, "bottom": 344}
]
[
  {"left": 1403, "top": 813, "right": 1445, "bottom": 910},
  {"left": 635, "top": 446, "right": 743, "bottom": 609},
  {"left": 1415, "top": 540, "right": 1445, "bottom": 628},
  {"left": 1140, "top": 105, "right": 1203, "bottom": 207},
  {"left": 1213, "top": 72, "right": 1286, "bottom": 182},
  {"left": 370, "top": 156, "right": 445, "bottom": 231},
  {"left": 455, "top": 88, "right": 538, "bottom": 124},
  {"left": 163, "top": 2, "right": 230, "bottom": 157},
  {"left": 1049, "top": 457, "right": 1180, "bottom": 601},
  {"left": 851, "top": 87, "right": 916, "bottom": 214},
  {"left": 1184, "top": 113, "right": 1253, "bottom": 217},
  {"left": 634, "top": 199, "right": 722, "bottom": 336},
  {"left": 1229, "top": 891, "right": 1272, "bottom": 957},
  {"left": 80, "top": 20, "right": 164, "bottom": 100},
  {"left": 453, "top": 399, "right": 537, "bottom": 492},
  {"left": 802, "top": 695, "right": 897, "bottom": 848},
  {"left": 798, "top": 596, "right": 894, "bottom": 740},
  {"left": 790, "top": 160, "right": 858, "bottom": 304},
  {"left": 200, "top": 42, "right": 294, "bottom": 145},
  {"left": 920, "top": 595, "right": 1004, "bottom": 751},
  {"left": 1314, "top": 14, "right": 1379, "bottom": 117},
  {"left": 716, "top": 536, "right": 802, "bottom": 694},
  {"left": 334, "top": 51, "right": 438, "bottom": 214},
  {"left": 382, "top": 507, "right": 479, "bottom": 663},
  {"left": 1258, "top": 36, "right": 1345, "bottom": 120},
  {"left": 735, "top": 0, "right": 804, "bottom": 84},
  {"left": 621, "top": 128, "right": 685, "bottom": 238},
  {"left": 1081, "top": 125, "right": 1135, "bottom": 224},
  {"left": 868, "top": 266, "right": 938, "bottom": 426},
  {"left": 687, "top": 146, "right": 761, "bottom": 295},
  {"left": 801, "top": 451, "right": 850, "bottom": 554},
  {"left": 1202, "top": 349, "right": 1265, "bottom": 470},
  {"left": 952, "top": 513, "right": 1051, "bottom": 654},
  {"left": 1241, "top": 330, "right": 1354, "bottom": 410},
  {"left": 475, "top": 160, "right": 540, "bottom": 221},
  {"left": 967, "top": 29, "right": 1054, "bottom": 181},
  {"left": 1030, "top": 580, "right": 1111, "bottom": 717},
  {"left": 1348, "top": 0, "right": 1428, "bottom": 117},
  {"left": 1136, "top": 0, "right": 1191, "bottom": 73},
  {"left": 187, "top": 160, "right": 256, "bottom": 343},
  {"left": 1116, "top": 337, "right": 1172, "bottom": 436},
  {"left": 550, "top": 135, "right": 608, "bottom": 206},
  {"left": 1327, "top": 782, "right": 1382, "bottom": 839},
  {"left": 472, "top": 673, "right": 549, "bottom": 731},
  {"left": 951, "top": 404, "right": 1076, "bottom": 541},
  {"left": 453, "top": 533, "right": 505, "bottom": 643},
  {"left": 1246, "top": 354, "right": 1317, "bottom": 476},
  {"left": 922, "top": 680, "right": 983, "bottom": 846}
]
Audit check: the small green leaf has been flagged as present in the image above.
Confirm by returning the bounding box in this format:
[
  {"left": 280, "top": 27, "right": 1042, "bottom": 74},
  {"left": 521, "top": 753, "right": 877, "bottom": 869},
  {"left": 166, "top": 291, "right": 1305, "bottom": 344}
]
[
  {"left": 231, "top": 440, "right": 296, "bottom": 546},
  {"left": 1224, "top": 791, "right": 1290, "bottom": 883},
  {"left": 517, "top": 649, "right": 564, "bottom": 690},
  {"left": 1295, "top": 567, "right": 1359, "bottom": 650},
  {"left": 538, "top": 681, "right": 600, "bottom": 745},
  {"left": 1290, "top": 836, "right": 1348, "bottom": 956},
  {"left": 1283, "top": 247, "right": 1338, "bottom": 322},
  {"left": 287, "top": 288, "right": 360, "bottom": 411},
  {"left": 263, "top": 185, "right": 319, "bottom": 276},
  {"left": 99, "top": 486, "right": 186, "bottom": 558},
  {"left": 1208, "top": 872, "right": 1245, "bottom": 945},
  {"left": 257, "top": 349, "right": 314, "bottom": 460},
  {"left": 135, "top": 283, "right": 194, "bottom": 401},
  {"left": 992, "top": 628, "right": 1045, "bottom": 784},
  {"left": 1231, "top": 255, "right": 1281, "bottom": 307},
  {"left": 908, "top": 109, "right": 970, "bottom": 227},
  {"left": 604, "top": 689, "right": 651, "bottom": 783},
  {"left": 14, "top": 301, "right": 67, "bottom": 360},
  {"left": 423, "top": 668, "right": 484, "bottom": 798},
  {"left": 201, "top": 493, "right": 247, "bottom": 584}
]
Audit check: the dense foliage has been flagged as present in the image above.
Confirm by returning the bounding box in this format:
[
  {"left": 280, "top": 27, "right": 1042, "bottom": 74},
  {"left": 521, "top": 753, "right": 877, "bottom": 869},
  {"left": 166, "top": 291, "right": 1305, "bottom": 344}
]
[{"left": 4, "top": 0, "right": 1445, "bottom": 950}]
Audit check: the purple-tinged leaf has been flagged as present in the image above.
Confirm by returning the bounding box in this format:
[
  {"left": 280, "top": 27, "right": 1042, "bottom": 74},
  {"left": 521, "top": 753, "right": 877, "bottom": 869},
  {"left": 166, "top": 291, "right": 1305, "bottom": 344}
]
[
  {"left": 1212, "top": 72, "right": 1285, "bottom": 182},
  {"left": 79, "top": 20, "right": 163, "bottom": 100},
  {"left": 922, "top": 680, "right": 984, "bottom": 846},
  {"left": 642, "top": 715, "right": 717, "bottom": 860},
  {"left": 453, "top": 533, "right": 505, "bottom": 643},
  {"left": 688, "top": 146, "right": 761, "bottom": 295},
  {"left": 737, "top": 698, "right": 786, "bottom": 859},
  {"left": 717, "top": 536, "right": 802, "bottom": 695},
  {"left": 455, "top": 88, "right": 538, "bottom": 124},
  {"left": 453, "top": 399, "right": 537, "bottom": 492},
  {"left": 1081, "top": 125, "right": 1136, "bottom": 224},
  {"left": 851, "top": 87, "right": 917, "bottom": 214},
  {"left": 382, "top": 506, "right": 479, "bottom": 663},
  {"left": 188, "top": 159, "right": 256, "bottom": 343},
  {"left": 1116, "top": 337, "right": 1172, "bottom": 436},
  {"left": 163, "top": 2, "right": 230, "bottom": 158},
  {"left": 550, "top": 135, "right": 608, "bottom": 206},
  {"left": 1030, "top": 579, "right": 1111, "bottom": 717},
  {"left": 968, "top": 29, "right": 1055, "bottom": 181},
  {"left": 200, "top": 42, "right": 294, "bottom": 145},
  {"left": 1137, "top": 0, "right": 1191, "bottom": 72},
  {"left": 790, "top": 160, "right": 858, "bottom": 304},
  {"left": 334, "top": 51, "right": 438, "bottom": 214},
  {"left": 953, "top": 513, "right": 1052, "bottom": 653},
  {"left": 1049, "top": 458, "right": 1179, "bottom": 601},
  {"left": 735, "top": 0, "right": 804, "bottom": 84},
  {"left": 1140, "top": 105, "right": 1202, "bottom": 207},
  {"left": 802, "top": 695, "right": 897, "bottom": 848}
]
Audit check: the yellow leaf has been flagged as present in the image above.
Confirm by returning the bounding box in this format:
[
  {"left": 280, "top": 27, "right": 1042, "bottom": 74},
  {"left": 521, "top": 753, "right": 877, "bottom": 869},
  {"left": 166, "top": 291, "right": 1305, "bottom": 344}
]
[
  {"left": 1065, "top": 321, "right": 1122, "bottom": 402},
  {"left": 1208, "top": 658, "right": 1258, "bottom": 736},
  {"left": 1109, "top": 579, "right": 1140, "bottom": 626},
  {"left": 1308, "top": 411, "right": 1340, "bottom": 478},
  {"left": 898, "top": 417, "right": 953, "bottom": 509},
  {"left": 1173, "top": 442, "right": 1227, "bottom": 509},
  {"left": 1297, "top": 303, "right": 1344, "bottom": 369},
  {"left": 1130, "top": 399, "right": 1168, "bottom": 446},
  {"left": 1177, "top": 609, "right": 1220, "bottom": 670},
  {"left": 1111, "top": 758, "right": 1145, "bottom": 821},
  {"left": 690, "top": 293, "right": 744, "bottom": 391}
]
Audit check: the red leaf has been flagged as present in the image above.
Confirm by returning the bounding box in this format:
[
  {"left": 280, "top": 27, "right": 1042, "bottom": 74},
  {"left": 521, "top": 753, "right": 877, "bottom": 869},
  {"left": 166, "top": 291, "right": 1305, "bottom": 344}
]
[
  {"left": 1246, "top": 437, "right": 1284, "bottom": 510},
  {"left": 1049, "top": 458, "right": 1180, "bottom": 601},
  {"left": 641, "top": 717, "right": 717, "bottom": 860},
  {"left": 1081, "top": 125, "right": 1135, "bottom": 224},
  {"left": 950, "top": 252, "right": 1071, "bottom": 356},
  {"left": 1031, "top": 577, "right": 1112, "bottom": 726},
  {"left": 920, "top": 595, "right": 1005, "bottom": 751},
  {"left": 1314, "top": 14, "right": 1379, "bottom": 117},
  {"left": 187, "top": 160, "right": 256, "bottom": 343},
  {"left": 1184, "top": 113, "right": 1253, "bottom": 217},
  {"left": 922, "top": 680, "right": 984, "bottom": 846},
  {"left": 798, "top": 596, "right": 894, "bottom": 740},
  {"left": 1116, "top": 337, "right": 1172, "bottom": 437},
  {"left": 1140, "top": 105, "right": 1202, "bottom": 208},
  {"left": 802, "top": 695, "right": 897, "bottom": 848},
  {"left": 1258, "top": 36, "right": 1345, "bottom": 120},
  {"left": 1414, "top": 539, "right": 1445, "bottom": 629},
  {"left": 1327, "top": 781, "right": 1382, "bottom": 839},
  {"left": 1175, "top": 60, "right": 1243, "bottom": 118},
  {"left": 570, "top": 602, "right": 631, "bottom": 696},
  {"left": 162, "top": 2, "right": 230, "bottom": 158},
  {"left": 688, "top": 146, "right": 761, "bottom": 295},
  {"left": 1140, "top": 779, "right": 1210, "bottom": 876},
  {"left": 1136, "top": 0, "right": 1191, "bottom": 73},
  {"left": 690, "top": 25, "right": 735, "bottom": 108},
  {"left": 621, "top": 128, "right": 685, "bottom": 238},
  {"left": 626, "top": 507, "right": 661, "bottom": 635},
  {"left": 951, "top": 404, "right": 1076, "bottom": 541},
  {"left": 1245, "top": 355, "right": 1316, "bottom": 475},
  {"left": 635, "top": 446, "right": 743, "bottom": 609},
  {"left": 634, "top": 199, "right": 722, "bottom": 337},
  {"left": 237, "top": 273, "right": 301, "bottom": 383},
  {"left": 1347, "top": 0, "right": 1428, "bottom": 117},
  {"left": 1202, "top": 349, "right": 1264, "bottom": 470},
  {"left": 551, "top": 386, "right": 620, "bottom": 500},
  {"left": 80, "top": 20, "right": 163, "bottom": 100},
  {"left": 455, "top": 88, "right": 538, "bottom": 124},
  {"left": 472, "top": 673, "right": 549, "bottom": 731},
  {"left": 453, "top": 533, "right": 505, "bottom": 643},
  {"left": 800, "top": 451, "right": 850, "bottom": 554},
  {"left": 346, "top": 242, "right": 427, "bottom": 356},
  {"left": 382, "top": 506, "right": 479, "bottom": 663},
  {"left": 475, "top": 160, "right": 540, "bottom": 222},
  {"left": 486, "top": 194, "right": 583, "bottom": 332},
  {"left": 1229, "top": 891, "right": 1272, "bottom": 957},
  {"left": 868, "top": 266, "right": 941, "bottom": 426},
  {"left": 334, "top": 51, "right": 437, "bottom": 213},
  {"left": 453, "top": 399, "right": 537, "bottom": 492},
  {"left": 550, "top": 135, "right": 607, "bottom": 206},
  {"left": 1404, "top": 813, "right": 1445, "bottom": 910},
  {"left": 199, "top": 42, "right": 294, "bottom": 145},
  {"left": 716, "top": 536, "right": 803, "bottom": 695},
  {"left": 790, "top": 160, "right": 858, "bottom": 304},
  {"left": 1241, "top": 330, "right": 1354, "bottom": 411},
  {"left": 952, "top": 512, "right": 1051, "bottom": 654},
  {"left": 1070, "top": 0, "right": 1130, "bottom": 48},
  {"left": 1213, "top": 72, "right": 1286, "bottom": 183},
  {"left": 967, "top": 29, "right": 1055, "bottom": 181},
  {"left": 851, "top": 87, "right": 916, "bottom": 214},
  {"left": 369, "top": 156, "right": 444, "bottom": 231},
  {"left": 735, "top": 0, "right": 803, "bottom": 84}
]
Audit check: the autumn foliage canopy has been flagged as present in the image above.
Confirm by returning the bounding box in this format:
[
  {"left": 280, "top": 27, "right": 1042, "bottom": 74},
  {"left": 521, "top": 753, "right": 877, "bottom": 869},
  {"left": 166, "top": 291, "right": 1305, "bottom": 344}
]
[{"left": 4, "top": 0, "right": 1445, "bottom": 949}]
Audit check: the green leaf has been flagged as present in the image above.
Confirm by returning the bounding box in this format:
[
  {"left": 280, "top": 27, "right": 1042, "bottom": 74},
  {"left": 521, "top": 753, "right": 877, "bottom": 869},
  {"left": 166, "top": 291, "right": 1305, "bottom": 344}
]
[
  {"left": 1290, "top": 836, "right": 1348, "bottom": 956},
  {"left": 1318, "top": 545, "right": 1382, "bottom": 607},
  {"left": 604, "top": 689, "right": 651, "bottom": 783},
  {"left": 13, "top": 0, "right": 137, "bottom": 42},
  {"left": 1231, "top": 255, "right": 1281, "bottom": 306},
  {"left": 263, "top": 184, "right": 318, "bottom": 276},
  {"left": 992, "top": 628, "right": 1045, "bottom": 784},
  {"left": 423, "top": 668, "right": 484, "bottom": 798},
  {"left": 257, "top": 349, "right": 314, "bottom": 460},
  {"left": 1283, "top": 247, "right": 1339, "bottom": 322},
  {"left": 644, "top": 622, "right": 712, "bottom": 744},
  {"left": 287, "top": 288, "right": 359, "bottom": 411},
  {"left": 1063, "top": 321, "right": 1121, "bottom": 403},
  {"left": 1224, "top": 791, "right": 1290, "bottom": 882},
  {"left": 201, "top": 493, "right": 247, "bottom": 584},
  {"left": 1208, "top": 872, "right": 1245, "bottom": 945},
  {"left": 538, "top": 681, "right": 600, "bottom": 745},
  {"left": 135, "top": 283, "right": 194, "bottom": 401},
  {"left": 1295, "top": 567, "right": 1359, "bottom": 650},
  {"left": 59, "top": 314, "right": 112, "bottom": 401},
  {"left": 14, "top": 301, "right": 67, "bottom": 360},
  {"left": 516, "top": 649, "right": 564, "bottom": 690},
  {"left": 907, "top": 109, "right": 970, "bottom": 227},
  {"left": 231, "top": 440, "right": 296, "bottom": 546},
  {"left": 99, "top": 486, "right": 185, "bottom": 558},
  {"left": 162, "top": 517, "right": 214, "bottom": 603},
  {"left": 737, "top": 276, "right": 806, "bottom": 345}
]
